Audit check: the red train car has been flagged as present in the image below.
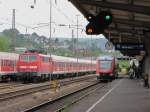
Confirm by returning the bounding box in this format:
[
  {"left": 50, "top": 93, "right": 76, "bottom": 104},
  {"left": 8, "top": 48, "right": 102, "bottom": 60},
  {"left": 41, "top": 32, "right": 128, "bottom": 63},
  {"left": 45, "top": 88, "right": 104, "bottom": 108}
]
[
  {"left": 0, "top": 52, "right": 19, "bottom": 82},
  {"left": 17, "top": 52, "right": 96, "bottom": 82},
  {"left": 96, "top": 56, "right": 118, "bottom": 81},
  {"left": 52, "top": 55, "right": 96, "bottom": 78}
]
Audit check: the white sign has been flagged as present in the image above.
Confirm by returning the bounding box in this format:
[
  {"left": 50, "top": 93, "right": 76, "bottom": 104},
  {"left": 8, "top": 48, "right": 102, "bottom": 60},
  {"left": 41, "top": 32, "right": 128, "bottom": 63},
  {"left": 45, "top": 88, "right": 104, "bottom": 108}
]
[{"left": 105, "top": 41, "right": 113, "bottom": 50}]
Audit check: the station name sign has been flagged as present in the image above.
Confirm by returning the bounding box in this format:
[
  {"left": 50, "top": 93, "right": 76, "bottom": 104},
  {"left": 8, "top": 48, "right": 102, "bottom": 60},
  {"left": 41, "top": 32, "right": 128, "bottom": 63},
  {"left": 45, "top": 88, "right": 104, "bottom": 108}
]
[{"left": 115, "top": 43, "right": 145, "bottom": 50}]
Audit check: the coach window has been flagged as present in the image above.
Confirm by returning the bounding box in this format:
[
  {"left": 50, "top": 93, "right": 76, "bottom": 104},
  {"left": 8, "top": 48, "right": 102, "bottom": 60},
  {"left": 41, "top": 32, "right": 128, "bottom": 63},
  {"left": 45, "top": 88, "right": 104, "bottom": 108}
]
[
  {"left": 70, "top": 63, "right": 72, "bottom": 67},
  {"left": 4, "top": 60, "right": 7, "bottom": 66},
  {"left": 3, "top": 60, "right": 6, "bottom": 66},
  {"left": 11, "top": 61, "right": 15, "bottom": 66},
  {"left": 49, "top": 58, "right": 52, "bottom": 62},
  {"left": 5, "top": 60, "right": 8, "bottom": 66},
  {"left": 60, "top": 62, "right": 64, "bottom": 68},
  {"left": 45, "top": 57, "right": 49, "bottom": 62},
  {"left": 7, "top": 60, "right": 10, "bottom": 66},
  {"left": 42, "top": 57, "right": 49, "bottom": 62},
  {"left": 1, "top": 60, "right": 3, "bottom": 66}
]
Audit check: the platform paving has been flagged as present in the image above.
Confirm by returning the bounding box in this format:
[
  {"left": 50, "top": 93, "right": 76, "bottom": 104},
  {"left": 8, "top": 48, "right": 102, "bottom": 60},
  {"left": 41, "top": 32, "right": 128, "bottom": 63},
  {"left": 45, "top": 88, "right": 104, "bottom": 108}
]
[{"left": 66, "top": 78, "right": 150, "bottom": 112}]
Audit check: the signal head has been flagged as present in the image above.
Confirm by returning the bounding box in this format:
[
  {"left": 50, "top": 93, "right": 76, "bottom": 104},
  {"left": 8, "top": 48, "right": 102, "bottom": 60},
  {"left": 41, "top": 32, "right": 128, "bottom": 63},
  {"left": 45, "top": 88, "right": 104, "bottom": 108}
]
[
  {"left": 85, "top": 11, "right": 113, "bottom": 35},
  {"left": 86, "top": 23, "right": 94, "bottom": 34},
  {"left": 86, "top": 14, "right": 95, "bottom": 22},
  {"left": 106, "top": 15, "right": 110, "bottom": 20},
  {"left": 86, "top": 22, "right": 104, "bottom": 35},
  {"left": 96, "top": 11, "right": 113, "bottom": 27}
]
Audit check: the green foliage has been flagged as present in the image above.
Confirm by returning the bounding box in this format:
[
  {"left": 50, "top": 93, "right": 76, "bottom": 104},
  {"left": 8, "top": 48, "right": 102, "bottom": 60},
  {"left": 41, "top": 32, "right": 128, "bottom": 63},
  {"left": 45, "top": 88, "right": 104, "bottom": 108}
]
[
  {"left": 1, "top": 29, "right": 43, "bottom": 51},
  {"left": 118, "top": 60, "right": 130, "bottom": 69},
  {"left": 0, "top": 29, "right": 121, "bottom": 59},
  {"left": 0, "top": 35, "right": 9, "bottom": 51},
  {"left": 52, "top": 48, "right": 74, "bottom": 57}
]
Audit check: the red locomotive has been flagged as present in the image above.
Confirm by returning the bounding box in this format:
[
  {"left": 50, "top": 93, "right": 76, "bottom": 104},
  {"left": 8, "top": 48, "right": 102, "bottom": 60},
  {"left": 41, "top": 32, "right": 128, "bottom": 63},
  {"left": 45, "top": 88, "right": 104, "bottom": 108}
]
[
  {"left": 0, "top": 52, "right": 19, "bottom": 82},
  {"left": 96, "top": 56, "right": 118, "bottom": 81},
  {"left": 17, "top": 52, "right": 52, "bottom": 82},
  {"left": 17, "top": 52, "right": 96, "bottom": 82}
]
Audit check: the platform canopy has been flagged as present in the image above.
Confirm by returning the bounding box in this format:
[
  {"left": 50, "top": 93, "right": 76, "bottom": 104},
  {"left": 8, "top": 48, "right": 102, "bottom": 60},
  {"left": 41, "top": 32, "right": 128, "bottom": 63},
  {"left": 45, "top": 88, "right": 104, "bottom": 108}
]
[{"left": 69, "top": 0, "right": 150, "bottom": 56}]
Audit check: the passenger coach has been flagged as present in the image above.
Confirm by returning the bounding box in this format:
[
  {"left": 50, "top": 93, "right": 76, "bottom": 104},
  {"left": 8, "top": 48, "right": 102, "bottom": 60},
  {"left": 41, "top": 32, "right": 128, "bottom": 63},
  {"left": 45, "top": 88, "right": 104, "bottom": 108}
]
[{"left": 0, "top": 52, "right": 18, "bottom": 82}]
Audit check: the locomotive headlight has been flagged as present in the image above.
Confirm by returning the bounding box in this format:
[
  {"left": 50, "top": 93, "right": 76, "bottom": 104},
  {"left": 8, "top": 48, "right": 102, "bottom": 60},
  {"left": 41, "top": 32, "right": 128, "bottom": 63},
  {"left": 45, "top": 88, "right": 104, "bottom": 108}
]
[
  {"left": 29, "top": 66, "right": 38, "bottom": 69},
  {"left": 19, "top": 66, "right": 27, "bottom": 68}
]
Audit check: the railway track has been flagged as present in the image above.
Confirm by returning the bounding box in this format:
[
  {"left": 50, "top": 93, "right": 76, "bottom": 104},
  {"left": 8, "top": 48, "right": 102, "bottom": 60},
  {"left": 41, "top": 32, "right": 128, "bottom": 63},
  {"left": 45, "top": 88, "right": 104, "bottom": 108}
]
[
  {"left": 23, "top": 81, "right": 107, "bottom": 112},
  {"left": 0, "top": 83, "right": 26, "bottom": 90},
  {"left": 0, "top": 75, "right": 97, "bottom": 102}
]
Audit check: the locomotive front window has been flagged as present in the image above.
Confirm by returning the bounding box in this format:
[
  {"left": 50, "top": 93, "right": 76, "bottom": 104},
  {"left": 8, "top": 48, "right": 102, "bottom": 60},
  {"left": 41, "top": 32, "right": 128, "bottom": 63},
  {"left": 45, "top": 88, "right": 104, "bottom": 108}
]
[
  {"left": 20, "top": 55, "right": 37, "bottom": 62},
  {"left": 100, "top": 61, "right": 112, "bottom": 70},
  {"left": 21, "top": 55, "right": 29, "bottom": 62},
  {"left": 29, "top": 56, "right": 37, "bottom": 61}
]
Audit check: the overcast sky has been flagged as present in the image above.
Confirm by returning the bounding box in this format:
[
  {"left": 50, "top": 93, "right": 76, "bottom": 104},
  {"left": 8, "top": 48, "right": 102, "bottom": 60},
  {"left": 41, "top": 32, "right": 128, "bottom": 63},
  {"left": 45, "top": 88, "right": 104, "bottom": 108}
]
[{"left": 0, "top": 0, "right": 104, "bottom": 38}]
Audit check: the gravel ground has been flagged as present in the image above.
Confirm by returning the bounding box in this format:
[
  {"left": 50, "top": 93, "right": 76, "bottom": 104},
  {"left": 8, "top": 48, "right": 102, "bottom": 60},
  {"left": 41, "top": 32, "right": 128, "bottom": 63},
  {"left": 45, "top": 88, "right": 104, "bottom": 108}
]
[{"left": 0, "top": 78, "right": 96, "bottom": 112}]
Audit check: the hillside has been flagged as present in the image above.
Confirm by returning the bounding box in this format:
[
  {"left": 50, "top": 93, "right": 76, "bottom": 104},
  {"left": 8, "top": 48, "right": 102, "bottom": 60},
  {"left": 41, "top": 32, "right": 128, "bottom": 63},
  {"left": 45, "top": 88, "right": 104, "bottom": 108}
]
[{"left": 0, "top": 29, "right": 120, "bottom": 58}]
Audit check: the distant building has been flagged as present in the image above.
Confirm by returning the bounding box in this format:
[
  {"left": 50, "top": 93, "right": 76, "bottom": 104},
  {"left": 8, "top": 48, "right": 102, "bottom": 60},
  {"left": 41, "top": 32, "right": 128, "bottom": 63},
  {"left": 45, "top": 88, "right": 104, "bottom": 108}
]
[{"left": 15, "top": 47, "right": 27, "bottom": 52}]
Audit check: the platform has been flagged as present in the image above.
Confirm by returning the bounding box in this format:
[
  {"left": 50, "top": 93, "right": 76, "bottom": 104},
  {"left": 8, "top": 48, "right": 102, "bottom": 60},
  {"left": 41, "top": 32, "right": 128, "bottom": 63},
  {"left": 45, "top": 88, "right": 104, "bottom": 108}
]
[{"left": 66, "top": 78, "right": 150, "bottom": 112}]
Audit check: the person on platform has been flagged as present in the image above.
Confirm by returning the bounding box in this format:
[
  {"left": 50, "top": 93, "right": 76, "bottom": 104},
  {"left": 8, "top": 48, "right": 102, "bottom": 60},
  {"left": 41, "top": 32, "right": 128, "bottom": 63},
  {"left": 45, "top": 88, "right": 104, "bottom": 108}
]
[{"left": 144, "top": 73, "right": 149, "bottom": 88}]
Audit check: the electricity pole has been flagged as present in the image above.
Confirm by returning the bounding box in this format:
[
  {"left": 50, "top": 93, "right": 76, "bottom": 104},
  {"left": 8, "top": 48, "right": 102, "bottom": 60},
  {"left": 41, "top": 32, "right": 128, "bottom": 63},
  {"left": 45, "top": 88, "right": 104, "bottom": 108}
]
[
  {"left": 49, "top": 0, "right": 52, "bottom": 53},
  {"left": 49, "top": 0, "right": 53, "bottom": 81},
  {"left": 91, "top": 35, "right": 92, "bottom": 71},
  {"left": 12, "top": 9, "right": 16, "bottom": 52},
  {"left": 76, "top": 15, "right": 80, "bottom": 77}
]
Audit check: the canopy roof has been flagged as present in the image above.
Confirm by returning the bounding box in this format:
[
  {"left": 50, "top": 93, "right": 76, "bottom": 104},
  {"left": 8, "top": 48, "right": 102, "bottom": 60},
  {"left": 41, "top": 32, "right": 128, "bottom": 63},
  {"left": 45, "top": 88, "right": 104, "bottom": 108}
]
[{"left": 69, "top": 0, "right": 150, "bottom": 56}]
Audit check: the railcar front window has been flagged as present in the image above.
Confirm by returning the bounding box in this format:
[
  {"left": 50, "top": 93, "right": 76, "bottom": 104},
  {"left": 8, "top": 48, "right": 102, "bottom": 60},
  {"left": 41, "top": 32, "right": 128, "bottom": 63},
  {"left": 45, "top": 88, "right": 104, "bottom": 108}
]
[{"left": 100, "top": 61, "right": 111, "bottom": 70}]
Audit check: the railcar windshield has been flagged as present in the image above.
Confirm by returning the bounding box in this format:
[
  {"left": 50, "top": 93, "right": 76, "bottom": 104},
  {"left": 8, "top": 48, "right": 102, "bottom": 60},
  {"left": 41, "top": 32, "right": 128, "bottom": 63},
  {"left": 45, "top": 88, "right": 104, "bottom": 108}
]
[
  {"left": 20, "top": 55, "right": 37, "bottom": 62},
  {"left": 100, "top": 60, "right": 112, "bottom": 70}
]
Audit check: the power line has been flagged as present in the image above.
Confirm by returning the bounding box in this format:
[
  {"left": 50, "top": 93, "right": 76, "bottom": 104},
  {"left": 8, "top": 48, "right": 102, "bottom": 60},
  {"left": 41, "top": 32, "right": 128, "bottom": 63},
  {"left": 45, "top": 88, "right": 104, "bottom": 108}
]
[
  {"left": 53, "top": 5, "right": 75, "bottom": 24},
  {"left": 48, "top": 0, "right": 76, "bottom": 24},
  {"left": 0, "top": 17, "right": 49, "bottom": 34}
]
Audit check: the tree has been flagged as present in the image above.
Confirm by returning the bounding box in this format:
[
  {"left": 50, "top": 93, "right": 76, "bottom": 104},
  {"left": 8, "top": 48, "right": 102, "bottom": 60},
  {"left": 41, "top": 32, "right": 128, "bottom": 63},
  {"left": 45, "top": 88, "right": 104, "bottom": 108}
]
[
  {"left": 55, "top": 38, "right": 59, "bottom": 44},
  {"left": 3, "top": 29, "right": 19, "bottom": 37},
  {"left": 0, "top": 36, "right": 9, "bottom": 51}
]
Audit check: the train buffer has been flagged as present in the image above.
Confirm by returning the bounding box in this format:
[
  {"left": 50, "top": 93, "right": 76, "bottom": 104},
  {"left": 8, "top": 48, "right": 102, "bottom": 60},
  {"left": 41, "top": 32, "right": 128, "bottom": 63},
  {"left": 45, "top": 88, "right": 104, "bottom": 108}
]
[{"left": 67, "top": 78, "right": 150, "bottom": 112}]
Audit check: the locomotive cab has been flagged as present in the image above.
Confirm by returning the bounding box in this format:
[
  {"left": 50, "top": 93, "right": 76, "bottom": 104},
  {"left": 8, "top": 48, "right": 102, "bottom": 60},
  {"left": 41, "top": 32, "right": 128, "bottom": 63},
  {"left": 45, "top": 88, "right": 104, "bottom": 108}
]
[{"left": 18, "top": 53, "right": 38, "bottom": 72}]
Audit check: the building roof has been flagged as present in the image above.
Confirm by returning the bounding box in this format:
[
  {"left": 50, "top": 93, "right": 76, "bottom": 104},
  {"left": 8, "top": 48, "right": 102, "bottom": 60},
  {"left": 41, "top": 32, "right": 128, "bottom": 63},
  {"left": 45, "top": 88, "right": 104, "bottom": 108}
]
[{"left": 0, "top": 52, "right": 19, "bottom": 60}]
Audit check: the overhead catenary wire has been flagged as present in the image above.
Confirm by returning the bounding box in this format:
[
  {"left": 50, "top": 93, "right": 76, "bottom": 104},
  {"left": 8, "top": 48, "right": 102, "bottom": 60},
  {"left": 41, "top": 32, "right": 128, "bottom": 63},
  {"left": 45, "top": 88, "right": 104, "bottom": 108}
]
[
  {"left": 44, "top": 0, "right": 76, "bottom": 24},
  {"left": 0, "top": 0, "right": 87, "bottom": 38},
  {"left": 0, "top": 19, "right": 49, "bottom": 35}
]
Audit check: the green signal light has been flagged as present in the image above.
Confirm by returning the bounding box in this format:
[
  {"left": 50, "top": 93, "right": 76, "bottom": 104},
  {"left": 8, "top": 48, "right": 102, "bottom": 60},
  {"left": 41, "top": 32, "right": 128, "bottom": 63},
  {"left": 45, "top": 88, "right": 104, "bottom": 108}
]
[{"left": 106, "top": 15, "right": 110, "bottom": 20}]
